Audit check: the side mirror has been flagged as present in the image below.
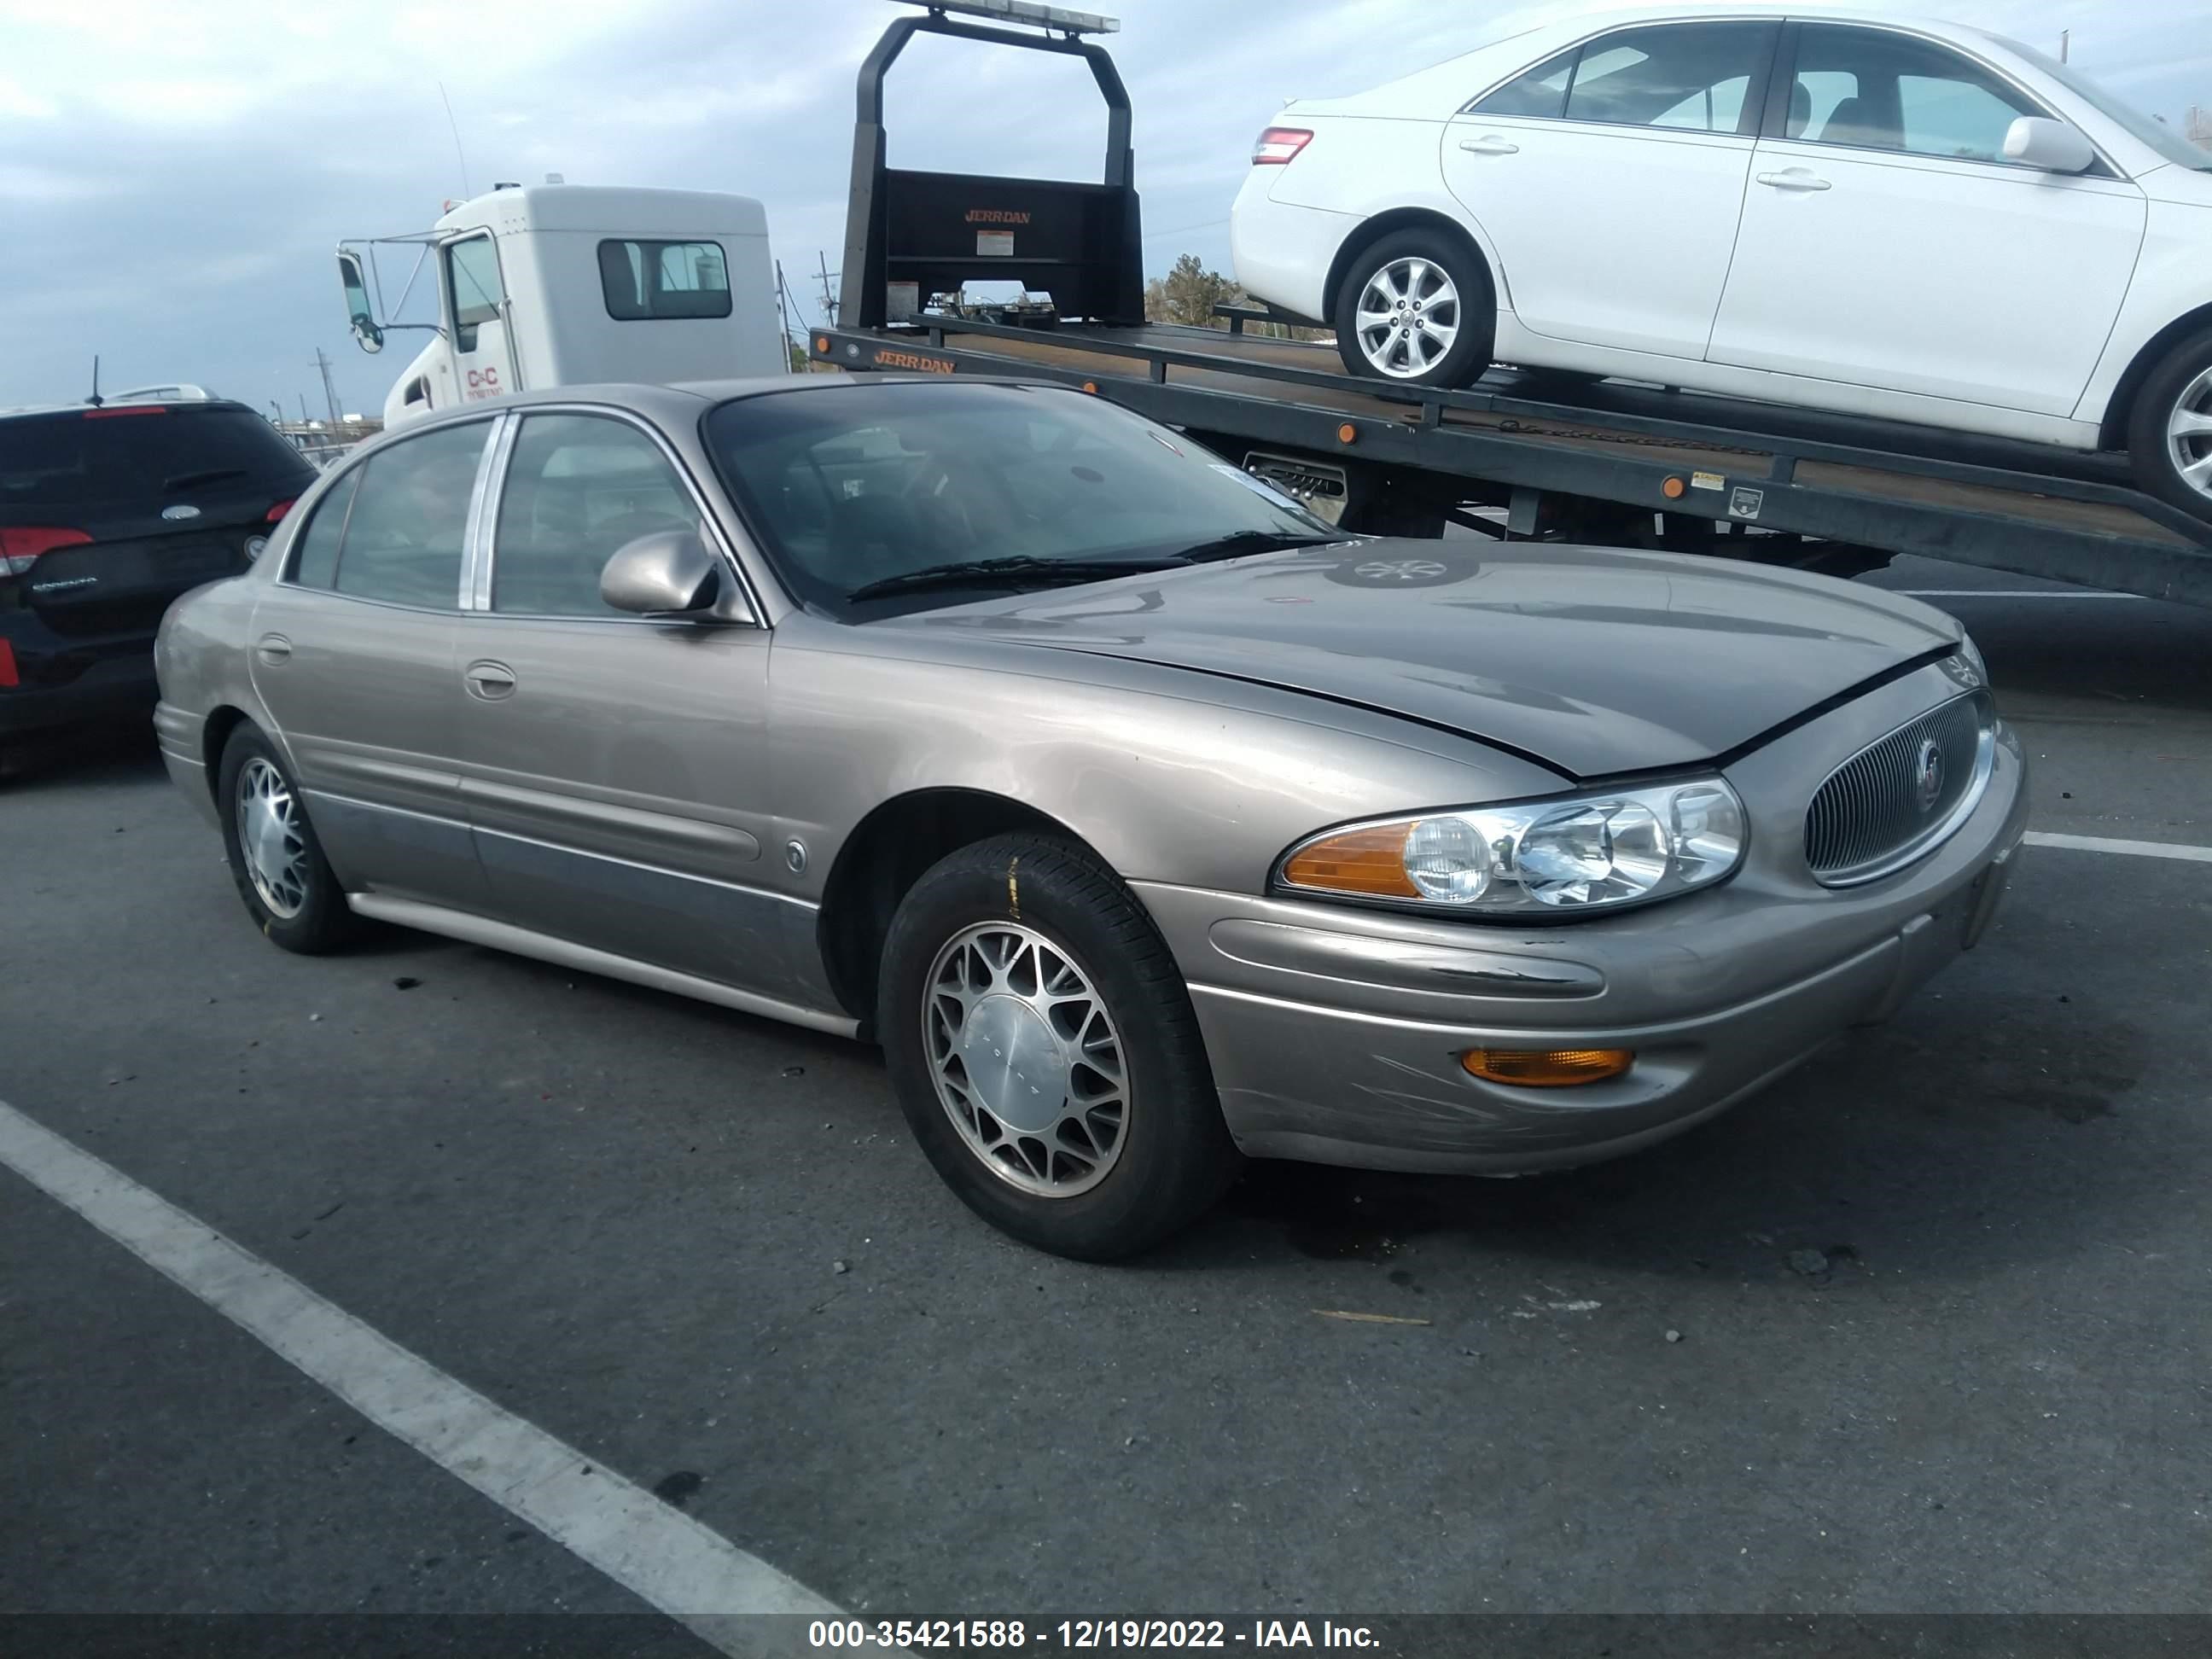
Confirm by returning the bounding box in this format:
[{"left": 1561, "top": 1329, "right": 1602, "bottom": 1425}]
[
  {"left": 2004, "top": 116, "right": 2096, "bottom": 174},
  {"left": 337, "top": 251, "right": 385, "bottom": 354},
  {"left": 601, "top": 529, "right": 732, "bottom": 618}
]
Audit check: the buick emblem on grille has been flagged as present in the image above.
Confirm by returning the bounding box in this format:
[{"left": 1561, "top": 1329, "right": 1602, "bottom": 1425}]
[
  {"left": 160, "top": 504, "right": 201, "bottom": 521},
  {"left": 1913, "top": 738, "right": 1945, "bottom": 812}
]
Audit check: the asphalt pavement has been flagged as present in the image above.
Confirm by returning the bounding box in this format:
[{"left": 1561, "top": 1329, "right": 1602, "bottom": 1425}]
[{"left": 3, "top": 564, "right": 2209, "bottom": 1637}]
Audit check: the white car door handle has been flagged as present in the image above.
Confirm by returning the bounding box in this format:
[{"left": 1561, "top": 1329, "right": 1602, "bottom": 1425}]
[
  {"left": 1458, "top": 136, "right": 1520, "bottom": 155},
  {"left": 1756, "top": 169, "right": 1831, "bottom": 191},
  {"left": 254, "top": 633, "right": 292, "bottom": 665}
]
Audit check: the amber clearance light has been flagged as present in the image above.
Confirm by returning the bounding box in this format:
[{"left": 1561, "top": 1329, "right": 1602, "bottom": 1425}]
[
  {"left": 1463, "top": 1048, "right": 1634, "bottom": 1087},
  {"left": 1279, "top": 823, "right": 1420, "bottom": 898}
]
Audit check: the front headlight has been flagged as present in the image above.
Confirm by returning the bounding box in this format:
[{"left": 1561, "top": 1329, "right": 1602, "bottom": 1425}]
[
  {"left": 1955, "top": 630, "right": 1988, "bottom": 686},
  {"left": 1276, "top": 777, "right": 1747, "bottom": 917}
]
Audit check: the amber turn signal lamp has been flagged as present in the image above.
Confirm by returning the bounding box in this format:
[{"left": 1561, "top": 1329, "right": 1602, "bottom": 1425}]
[
  {"left": 814, "top": 335, "right": 830, "bottom": 354},
  {"left": 1083, "top": 380, "right": 1099, "bottom": 393},
  {"left": 1280, "top": 824, "right": 1419, "bottom": 898},
  {"left": 1462, "top": 1048, "right": 1634, "bottom": 1087},
  {"left": 1336, "top": 422, "right": 1358, "bottom": 445},
  {"left": 1662, "top": 475, "right": 1687, "bottom": 499}
]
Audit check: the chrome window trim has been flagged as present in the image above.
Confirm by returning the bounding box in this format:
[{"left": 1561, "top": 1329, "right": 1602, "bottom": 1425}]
[
  {"left": 272, "top": 412, "right": 504, "bottom": 615},
  {"left": 469, "top": 401, "right": 765, "bottom": 626},
  {"left": 1807, "top": 691, "right": 1998, "bottom": 889},
  {"left": 462, "top": 410, "right": 520, "bottom": 611}
]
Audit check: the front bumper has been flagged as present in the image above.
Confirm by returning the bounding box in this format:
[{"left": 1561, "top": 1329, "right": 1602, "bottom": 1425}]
[{"left": 1136, "top": 667, "right": 2029, "bottom": 1174}]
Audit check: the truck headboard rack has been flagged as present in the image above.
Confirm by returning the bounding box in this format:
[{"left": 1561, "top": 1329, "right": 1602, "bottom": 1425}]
[{"left": 840, "top": 7, "right": 1144, "bottom": 329}]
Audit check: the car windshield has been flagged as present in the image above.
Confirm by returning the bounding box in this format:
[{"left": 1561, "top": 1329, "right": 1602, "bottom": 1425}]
[
  {"left": 701, "top": 381, "right": 1342, "bottom": 615},
  {"left": 1998, "top": 35, "right": 2212, "bottom": 172}
]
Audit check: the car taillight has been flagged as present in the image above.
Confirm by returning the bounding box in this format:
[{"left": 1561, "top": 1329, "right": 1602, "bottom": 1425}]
[
  {"left": 265, "top": 498, "right": 297, "bottom": 522},
  {"left": 0, "top": 637, "right": 17, "bottom": 689},
  {"left": 84, "top": 405, "right": 168, "bottom": 418},
  {"left": 1, "top": 526, "right": 92, "bottom": 577},
  {"left": 1252, "top": 126, "right": 1313, "bottom": 165}
]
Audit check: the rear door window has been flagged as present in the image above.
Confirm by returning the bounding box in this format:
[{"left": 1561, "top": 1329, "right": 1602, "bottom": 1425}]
[
  {"left": 0, "top": 406, "right": 309, "bottom": 509},
  {"left": 1473, "top": 47, "right": 1577, "bottom": 119},
  {"left": 328, "top": 421, "right": 491, "bottom": 608},
  {"left": 288, "top": 470, "right": 358, "bottom": 590},
  {"left": 1561, "top": 23, "right": 1772, "bottom": 132}
]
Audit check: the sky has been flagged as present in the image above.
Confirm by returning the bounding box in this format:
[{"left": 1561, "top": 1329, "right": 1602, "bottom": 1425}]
[{"left": 3, "top": 0, "right": 2208, "bottom": 418}]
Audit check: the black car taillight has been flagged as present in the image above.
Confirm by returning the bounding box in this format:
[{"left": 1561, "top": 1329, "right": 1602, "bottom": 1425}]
[{"left": 1, "top": 526, "right": 93, "bottom": 578}]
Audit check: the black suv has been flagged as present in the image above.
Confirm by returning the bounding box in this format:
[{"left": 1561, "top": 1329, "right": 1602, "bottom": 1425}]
[{"left": 2, "top": 399, "right": 318, "bottom": 758}]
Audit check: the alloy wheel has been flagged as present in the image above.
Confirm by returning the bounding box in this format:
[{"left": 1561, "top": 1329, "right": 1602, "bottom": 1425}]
[
  {"left": 1355, "top": 256, "right": 1462, "bottom": 379},
  {"left": 236, "top": 756, "right": 309, "bottom": 918},
  {"left": 923, "top": 921, "right": 1129, "bottom": 1198},
  {"left": 2168, "top": 367, "right": 2212, "bottom": 503}
]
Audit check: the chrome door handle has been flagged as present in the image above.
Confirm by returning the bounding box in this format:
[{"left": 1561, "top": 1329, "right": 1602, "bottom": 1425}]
[
  {"left": 254, "top": 633, "right": 292, "bottom": 665},
  {"left": 1458, "top": 137, "right": 1520, "bottom": 155},
  {"left": 463, "top": 660, "right": 517, "bottom": 700},
  {"left": 1756, "top": 169, "right": 1831, "bottom": 190}
]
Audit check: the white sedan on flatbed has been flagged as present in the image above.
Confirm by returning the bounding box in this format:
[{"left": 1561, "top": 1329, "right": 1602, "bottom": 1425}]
[{"left": 1231, "top": 3, "right": 2212, "bottom": 521}]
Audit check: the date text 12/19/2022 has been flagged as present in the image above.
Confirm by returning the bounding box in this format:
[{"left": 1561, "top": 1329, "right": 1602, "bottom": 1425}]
[{"left": 806, "top": 1621, "right": 1381, "bottom": 1650}]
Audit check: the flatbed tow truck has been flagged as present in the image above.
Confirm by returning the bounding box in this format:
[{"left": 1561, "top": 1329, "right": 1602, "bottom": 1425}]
[{"left": 811, "top": 0, "right": 2212, "bottom": 609}]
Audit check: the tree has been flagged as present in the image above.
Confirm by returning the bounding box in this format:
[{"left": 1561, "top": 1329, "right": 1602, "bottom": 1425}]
[
  {"left": 1144, "top": 251, "right": 1329, "bottom": 340},
  {"left": 1144, "top": 253, "right": 1240, "bottom": 328}
]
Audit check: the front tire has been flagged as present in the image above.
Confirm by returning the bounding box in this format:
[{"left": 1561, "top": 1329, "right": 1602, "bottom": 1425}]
[
  {"left": 1332, "top": 229, "right": 1494, "bottom": 389},
  {"left": 2126, "top": 327, "right": 2212, "bottom": 524},
  {"left": 217, "top": 723, "right": 355, "bottom": 953},
  {"left": 878, "top": 834, "right": 1241, "bottom": 1260}
]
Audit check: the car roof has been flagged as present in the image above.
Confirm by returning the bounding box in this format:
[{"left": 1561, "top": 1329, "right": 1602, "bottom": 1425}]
[
  {"left": 379, "top": 375, "right": 1040, "bottom": 437},
  {"left": 0, "top": 398, "right": 263, "bottom": 424}
]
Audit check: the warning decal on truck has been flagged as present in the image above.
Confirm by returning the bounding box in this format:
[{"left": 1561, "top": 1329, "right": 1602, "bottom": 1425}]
[{"left": 976, "top": 231, "right": 1016, "bottom": 257}]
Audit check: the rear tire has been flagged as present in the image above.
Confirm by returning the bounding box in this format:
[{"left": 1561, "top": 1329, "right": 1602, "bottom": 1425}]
[
  {"left": 1332, "top": 229, "right": 1495, "bottom": 389},
  {"left": 2125, "top": 327, "right": 2212, "bottom": 525},
  {"left": 217, "top": 723, "right": 355, "bottom": 954},
  {"left": 878, "top": 833, "right": 1242, "bottom": 1260}
]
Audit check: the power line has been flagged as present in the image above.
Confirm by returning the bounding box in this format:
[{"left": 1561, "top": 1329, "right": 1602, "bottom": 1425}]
[{"left": 1142, "top": 217, "right": 1229, "bottom": 242}]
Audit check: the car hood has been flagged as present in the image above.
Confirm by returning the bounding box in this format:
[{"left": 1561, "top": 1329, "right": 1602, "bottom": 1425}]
[
  {"left": 889, "top": 541, "right": 1961, "bottom": 780},
  {"left": 2140, "top": 160, "right": 2212, "bottom": 207}
]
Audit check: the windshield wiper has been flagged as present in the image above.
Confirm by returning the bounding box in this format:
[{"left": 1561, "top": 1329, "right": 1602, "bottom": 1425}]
[
  {"left": 1169, "top": 529, "right": 1351, "bottom": 563},
  {"left": 847, "top": 555, "right": 1186, "bottom": 602},
  {"left": 161, "top": 467, "right": 249, "bottom": 492}
]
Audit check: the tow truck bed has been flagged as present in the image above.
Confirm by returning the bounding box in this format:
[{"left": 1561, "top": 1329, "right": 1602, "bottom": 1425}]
[{"left": 818, "top": 5, "right": 2212, "bottom": 609}]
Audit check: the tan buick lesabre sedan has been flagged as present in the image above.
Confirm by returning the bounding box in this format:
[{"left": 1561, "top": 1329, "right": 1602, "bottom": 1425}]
[{"left": 154, "top": 378, "right": 2025, "bottom": 1258}]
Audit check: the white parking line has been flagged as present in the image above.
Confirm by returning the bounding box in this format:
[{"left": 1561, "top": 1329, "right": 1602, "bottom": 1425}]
[
  {"left": 0, "top": 1097, "right": 842, "bottom": 1656},
  {"left": 2024, "top": 830, "right": 2212, "bottom": 864},
  {"left": 1895, "top": 590, "right": 2147, "bottom": 600}
]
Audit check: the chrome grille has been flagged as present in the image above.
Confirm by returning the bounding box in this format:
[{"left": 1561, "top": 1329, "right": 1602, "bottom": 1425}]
[{"left": 1805, "top": 691, "right": 1994, "bottom": 887}]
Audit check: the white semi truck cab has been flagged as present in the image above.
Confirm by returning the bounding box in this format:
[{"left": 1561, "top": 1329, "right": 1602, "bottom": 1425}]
[{"left": 338, "top": 183, "right": 788, "bottom": 428}]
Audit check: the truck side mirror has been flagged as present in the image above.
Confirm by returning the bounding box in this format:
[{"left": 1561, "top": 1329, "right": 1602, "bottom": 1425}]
[{"left": 337, "top": 251, "right": 385, "bottom": 354}]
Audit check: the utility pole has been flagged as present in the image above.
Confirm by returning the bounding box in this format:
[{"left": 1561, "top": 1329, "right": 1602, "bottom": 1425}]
[
  {"left": 299, "top": 393, "right": 312, "bottom": 425},
  {"left": 312, "top": 347, "right": 343, "bottom": 431},
  {"left": 816, "top": 251, "right": 838, "bottom": 326},
  {"left": 2059, "top": 29, "right": 2069, "bottom": 62}
]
